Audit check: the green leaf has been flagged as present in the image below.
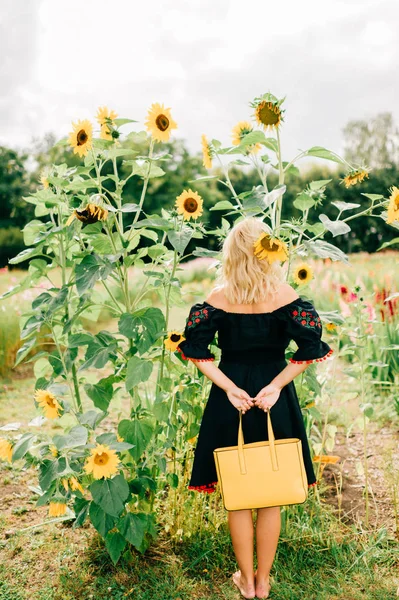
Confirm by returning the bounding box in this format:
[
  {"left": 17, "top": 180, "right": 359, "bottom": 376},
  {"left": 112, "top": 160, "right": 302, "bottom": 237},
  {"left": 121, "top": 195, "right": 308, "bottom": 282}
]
[
  {"left": 118, "top": 418, "right": 154, "bottom": 462},
  {"left": 113, "top": 118, "right": 138, "bottom": 126},
  {"left": 22, "top": 220, "right": 48, "bottom": 246},
  {"left": 120, "top": 203, "right": 140, "bottom": 213},
  {"left": 377, "top": 237, "right": 399, "bottom": 250},
  {"left": 118, "top": 307, "right": 165, "bottom": 354},
  {"left": 118, "top": 512, "right": 147, "bottom": 550},
  {"left": 105, "top": 531, "right": 127, "bottom": 565},
  {"left": 331, "top": 201, "right": 361, "bottom": 212},
  {"left": 8, "top": 247, "right": 44, "bottom": 265},
  {"left": 89, "top": 501, "right": 116, "bottom": 536},
  {"left": 12, "top": 433, "right": 36, "bottom": 461},
  {"left": 125, "top": 357, "right": 153, "bottom": 391},
  {"left": 73, "top": 497, "right": 90, "bottom": 527},
  {"left": 90, "top": 473, "right": 130, "bottom": 517},
  {"left": 75, "top": 254, "right": 114, "bottom": 296},
  {"left": 167, "top": 228, "right": 193, "bottom": 254},
  {"left": 293, "top": 192, "right": 315, "bottom": 211},
  {"left": 309, "top": 179, "right": 332, "bottom": 191},
  {"left": 319, "top": 214, "right": 351, "bottom": 237},
  {"left": 306, "top": 147, "right": 344, "bottom": 164},
  {"left": 14, "top": 337, "right": 36, "bottom": 367},
  {"left": 52, "top": 426, "right": 88, "bottom": 450},
  {"left": 210, "top": 200, "right": 235, "bottom": 211},
  {"left": 361, "top": 193, "right": 384, "bottom": 201},
  {"left": 78, "top": 410, "right": 106, "bottom": 429},
  {"left": 85, "top": 378, "right": 114, "bottom": 412},
  {"left": 305, "top": 239, "right": 349, "bottom": 263}
]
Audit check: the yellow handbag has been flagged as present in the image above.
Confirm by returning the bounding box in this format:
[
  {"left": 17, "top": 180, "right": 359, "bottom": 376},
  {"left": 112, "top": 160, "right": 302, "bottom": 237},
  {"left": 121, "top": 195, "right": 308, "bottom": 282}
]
[{"left": 213, "top": 407, "right": 309, "bottom": 511}]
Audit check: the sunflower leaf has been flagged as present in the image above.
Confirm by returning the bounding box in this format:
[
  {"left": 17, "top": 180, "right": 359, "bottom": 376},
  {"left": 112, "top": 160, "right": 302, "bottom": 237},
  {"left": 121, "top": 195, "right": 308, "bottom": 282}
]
[
  {"left": 305, "top": 239, "right": 349, "bottom": 263},
  {"left": 125, "top": 357, "right": 153, "bottom": 391},
  {"left": 90, "top": 473, "right": 130, "bottom": 517},
  {"left": 167, "top": 228, "right": 194, "bottom": 254},
  {"left": 306, "top": 147, "right": 344, "bottom": 164},
  {"left": 89, "top": 501, "right": 116, "bottom": 536},
  {"left": 118, "top": 418, "right": 154, "bottom": 462},
  {"left": 105, "top": 531, "right": 127, "bottom": 565},
  {"left": 12, "top": 433, "right": 36, "bottom": 462},
  {"left": 118, "top": 512, "right": 148, "bottom": 551},
  {"left": 331, "top": 201, "right": 361, "bottom": 212},
  {"left": 319, "top": 214, "right": 351, "bottom": 237}
]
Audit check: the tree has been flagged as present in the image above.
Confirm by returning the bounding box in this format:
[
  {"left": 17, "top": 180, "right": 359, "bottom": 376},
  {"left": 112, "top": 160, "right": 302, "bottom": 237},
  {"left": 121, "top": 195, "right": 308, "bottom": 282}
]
[{"left": 343, "top": 112, "right": 399, "bottom": 170}]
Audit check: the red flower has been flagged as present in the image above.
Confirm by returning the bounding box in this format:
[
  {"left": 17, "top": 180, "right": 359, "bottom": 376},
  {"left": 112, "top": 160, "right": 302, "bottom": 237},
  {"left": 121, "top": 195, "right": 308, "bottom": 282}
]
[
  {"left": 187, "top": 320, "right": 192, "bottom": 326},
  {"left": 310, "top": 321, "right": 315, "bottom": 326},
  {"left": 292, "top": 310, "right": 298, "bottom": 316},
  {"left": 301, "top": 319, "right": 307, "bottom": 325},
  {"left": 301, "top": 311, "right": 307, "bottom": 316},
  {"left": 195, "top": 311, "right": 200, "bottom": 316},
  {"left": 195, "top": 318, "right": 200, "bottom": 323}
]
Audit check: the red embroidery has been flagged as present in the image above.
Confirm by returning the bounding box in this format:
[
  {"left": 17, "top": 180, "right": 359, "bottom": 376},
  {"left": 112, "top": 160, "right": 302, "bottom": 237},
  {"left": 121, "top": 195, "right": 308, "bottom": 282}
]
[
  {"left": 188, "top": 481, "right": 218, "bottom": 493},
  {"left": 291, "top": 304, "right": 322, "bottom": 329},
  {"left": 289, "top": 348, "right": 334, "bottom": 364},
  {"left": 186, "top": 307, "right": 209, "bottom": 330},
  {"left": 308, "top": 482, "right": 317, "bottom": 488}
]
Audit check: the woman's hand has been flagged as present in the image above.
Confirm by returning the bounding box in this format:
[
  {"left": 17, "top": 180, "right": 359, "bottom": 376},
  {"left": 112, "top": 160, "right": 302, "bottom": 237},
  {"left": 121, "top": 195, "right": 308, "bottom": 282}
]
[
  {"left": 225, "top": 385, "right": 254, "bottom": 413},
  {"left": 253, "top": 383, "right": 282, "bottom": 411}
]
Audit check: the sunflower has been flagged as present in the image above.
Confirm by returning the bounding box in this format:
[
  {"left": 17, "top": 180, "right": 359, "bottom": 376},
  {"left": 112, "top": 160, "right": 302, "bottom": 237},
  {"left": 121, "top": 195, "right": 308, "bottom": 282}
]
[
  {"left": 34, "top": 389, "right": 62, "bottom": 419},
  {"left": 62, "top": 477, "right": 84, "bottom": 494},
  {"left": 231, "top": 120, "right": 262, "bottom": 155},
  {"left": 40, "top": 170, "right": 49, "bottom": 189},
  {"left": 164, "top": 331, "right": 185, "bottom": 352},
  {"left": 312, "top": 455, "right": 341, "bottom": 464},
  {"left": 253, "top": 96, "right": 283, "bottom": 131},
  {"left": 175, "top": 189, "right": 203, "bottom": 220},
  {"left": 116, "top": 433, "right": 124, "bottom": 443},
  {"left": 325, "top": 322, "right": 337, "bottom": 332},
  {"left": 96, "top": 106, "right": 118, "bottom": 141},
  {"left": 201, "top": 134, "right": 213, "bottom": 169},
  {"left": 66, "top": 203, "right": 108, "bottom": 226},
  {"left": 48, "top": 501, "right": 68, "bottom": 517},
  {"left": 68, "top": 119, "right": 93, "bottom": 157},
  {"left": 145, "top": 102, "right": 177, "bottom": 143},
  {"left": 293, "top": 263, "right": 314, "bottom": 285},
  {"left": 386, "top": 186, "right": 399, "bottom": 224},
  {"left": 84, "top": 443, "right": 120, "bottom": 480},
  {"left": 342, "top": 168, "right": 369, "bottom": 188},
  {"left": 49, "top": 444, "right": 58, "bottom": 457},
  {"left": 253, "top": 233, "right": 288, "bottom": 264},
  {"left": 0, "top": 438, "right": 13, "bottom": 462}
]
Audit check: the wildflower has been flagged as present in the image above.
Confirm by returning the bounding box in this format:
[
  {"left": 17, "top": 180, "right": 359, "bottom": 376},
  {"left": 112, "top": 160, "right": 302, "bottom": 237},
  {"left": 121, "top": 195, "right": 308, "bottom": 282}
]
[
  {"left": 84, "top": 444, "right": 120, "bottom": 480},
  {"left": 201, "top": 134, "right": 213, "bottom": 169},
  {"left": 175, "top": 189, "right": 203, "bottom": 221},
  {"left": 293, "top": 263, "right": 314, "bottom": 285},
  {"left": 164, "top": 331, "right": 185, "bottom": 352},
  {"left": 68, "top": 119, "right": 93, "bottom": 157},
  {"left": 34, "top": 389, "right": 62, "bottom": 419},
  {"left": 342, "top": 168, "right": 369, "bottom": 188},
  {"left": 253, "top": 233, "right": 288, "bottom": 264},
  {"left": 145, "top": 102, "right": 177, "bottom": 143},
  {"left": 386, "top": 186, "right": 399, "bottom": 224}
]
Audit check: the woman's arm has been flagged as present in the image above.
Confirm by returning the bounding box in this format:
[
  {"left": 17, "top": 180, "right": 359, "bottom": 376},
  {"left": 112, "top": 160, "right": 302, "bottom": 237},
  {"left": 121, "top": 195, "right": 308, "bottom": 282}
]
[{"left": 188, "top": 359, "right": 255, "bottom": 413}]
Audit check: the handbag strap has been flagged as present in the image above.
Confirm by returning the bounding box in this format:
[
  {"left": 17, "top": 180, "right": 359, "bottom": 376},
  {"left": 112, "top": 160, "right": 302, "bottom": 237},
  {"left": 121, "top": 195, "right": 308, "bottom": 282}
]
[{"left": 238, "top": 408, "right": 279, "bottom": 474}]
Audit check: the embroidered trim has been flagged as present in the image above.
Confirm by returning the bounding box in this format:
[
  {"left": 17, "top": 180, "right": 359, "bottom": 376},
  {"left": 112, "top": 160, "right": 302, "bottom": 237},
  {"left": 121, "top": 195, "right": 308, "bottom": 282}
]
[
  {"left": 291, "top": 306, "right": 321, "bottom": 329},
  {"left": 188, "top": 480, "right": 218, "bottom": 493},
  {"left": 186, "top": 307, "right": 209, "bottom": 330},
  {"left": 176, "top": 346, "right": 215, "bottom": 362},
  {"left": 308, "top": 482, "right": 317, "bottom": 488},
  {"left": 289, "top": 348, "right": 333, "bottom": 364}
]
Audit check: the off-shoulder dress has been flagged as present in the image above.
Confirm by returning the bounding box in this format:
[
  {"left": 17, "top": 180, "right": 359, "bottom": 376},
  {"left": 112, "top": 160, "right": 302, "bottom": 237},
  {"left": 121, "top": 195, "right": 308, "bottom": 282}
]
[{"left": 176, "top": 296, "right": 334, "bottom": 494}]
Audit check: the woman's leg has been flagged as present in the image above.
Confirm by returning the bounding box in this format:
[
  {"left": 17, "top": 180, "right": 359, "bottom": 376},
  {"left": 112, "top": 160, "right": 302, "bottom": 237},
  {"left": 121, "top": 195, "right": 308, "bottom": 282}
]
[
  {"left": 228, "top": 509, "right": 255, "bottom": 596},
  {"left": 254, "top": 506, "right": 281, "bottom": 596}
]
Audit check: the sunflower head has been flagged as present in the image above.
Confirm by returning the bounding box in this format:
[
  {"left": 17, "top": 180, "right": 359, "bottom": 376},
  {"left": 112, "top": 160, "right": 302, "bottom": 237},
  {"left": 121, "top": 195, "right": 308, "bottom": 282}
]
[
  {"left": 175, "top": 189, "right": 203, "bottom": 221},
  {"left": 293, "top": 263, "right": 314, "bottom": 285},
  {"left": 34, "top": 389, "right": 62, "bottom": 419},
  {"left": 386, "top": 185, "right": 399, "bottom": 224},
  {"left": 164, "top": 331, "right": 185, "bottom": 352},
  {"left": 0, "top": 438, "right": 13, "bottom": 462},
  {"left": 253, "top": 233, "right": 289, "bottom": 264},
  {"left": 48, "top": 500, "right": 68, "bottom": 517},
  {"left": 325, "top": 322, "right": 337, "bottom": 332},
  {"left": 251, "top": 93, "right": 285, "bottom": 132},
  {"left": 84, "top": 443, "right": 120, "bottom": 480},
  {"left": 40, "top": 170, "right": 50, "bottom": 189},
  {"left": 68, "top": 119, "right": 93, "bottom": 157},
  {"left": 49, "top": 444, "right": 59, "bottom": 458},
  {"left": 96, "top": 106, "right": 118, "bottom": 125},
  {"left": 342, "top": 168, "right": 369, "bottom": 188},
  {"left": 145, "top": 102, "right": 177, "bottom": 143},
  {"left": 66, "top": 203, "right": 109, "bottom": 226},
  {"left": 201, "top": 134, "right": 213, "bottom": 169},
  {"left": 231, "top": 121, "right": 262, "bottom": 155}
]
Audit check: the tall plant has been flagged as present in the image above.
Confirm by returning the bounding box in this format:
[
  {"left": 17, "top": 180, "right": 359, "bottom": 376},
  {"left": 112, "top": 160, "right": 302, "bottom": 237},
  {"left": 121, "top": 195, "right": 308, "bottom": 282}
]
[{"left": 0, "top": 92, "right": 397, "bottom": 563}]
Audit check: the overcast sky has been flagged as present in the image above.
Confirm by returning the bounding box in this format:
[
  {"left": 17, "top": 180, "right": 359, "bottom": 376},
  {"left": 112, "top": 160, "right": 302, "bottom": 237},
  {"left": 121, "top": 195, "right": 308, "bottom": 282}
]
[{"left": 1, "top": 0, "right": 399, "bottom": 166}]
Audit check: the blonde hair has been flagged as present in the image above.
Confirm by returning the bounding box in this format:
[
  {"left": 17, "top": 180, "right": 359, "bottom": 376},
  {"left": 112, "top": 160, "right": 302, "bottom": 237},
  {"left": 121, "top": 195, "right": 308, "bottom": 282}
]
[{"left": 213, "top": 216, "right": 286, "bottom": 305}]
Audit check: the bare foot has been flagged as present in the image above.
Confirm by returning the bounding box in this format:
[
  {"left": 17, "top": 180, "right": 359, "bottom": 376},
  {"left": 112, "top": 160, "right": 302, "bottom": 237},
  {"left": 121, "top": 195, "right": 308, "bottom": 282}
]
[
  {"left": 254, "top": 569, "right": 271, "bottom": 599},
  {"left": 232, "top": 570, "right": 255, "bottom": 599}
]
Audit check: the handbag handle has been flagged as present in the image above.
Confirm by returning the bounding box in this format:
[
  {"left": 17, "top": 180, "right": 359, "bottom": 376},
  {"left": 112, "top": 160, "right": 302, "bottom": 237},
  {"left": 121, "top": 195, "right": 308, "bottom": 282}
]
[{"left": 237, "top": 408, "right": 279, "bottom": 475}]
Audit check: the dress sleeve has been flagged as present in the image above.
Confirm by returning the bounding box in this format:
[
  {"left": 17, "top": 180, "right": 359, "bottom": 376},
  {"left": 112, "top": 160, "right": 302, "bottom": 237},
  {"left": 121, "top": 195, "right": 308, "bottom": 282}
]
[
  {"left": 281, "top": 298, "right": 334, "bottom": 364},
  {"left": 176, "top": 302, "right": 220, "bottom": 362}
]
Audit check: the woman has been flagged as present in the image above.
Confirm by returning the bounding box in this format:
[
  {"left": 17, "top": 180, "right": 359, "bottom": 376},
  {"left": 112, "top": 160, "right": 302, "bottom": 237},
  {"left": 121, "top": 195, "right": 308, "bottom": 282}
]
[{"left": 176, "top": 217, "right": 333, "bottom": 599}]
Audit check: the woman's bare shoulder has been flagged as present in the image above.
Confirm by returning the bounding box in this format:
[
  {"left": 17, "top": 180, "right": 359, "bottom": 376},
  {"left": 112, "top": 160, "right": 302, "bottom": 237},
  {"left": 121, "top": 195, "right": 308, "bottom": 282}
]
[
  {"left": 276, "top": 283, "right": 300, "bottom": 304},
  {"left": 204, "top": 287, "right": 226, "bottom": 309}
]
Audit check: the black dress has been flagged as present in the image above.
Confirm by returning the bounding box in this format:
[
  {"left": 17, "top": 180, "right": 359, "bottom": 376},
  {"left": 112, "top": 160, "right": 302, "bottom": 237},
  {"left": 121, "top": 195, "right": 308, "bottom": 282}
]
[{"left": 176, "top": 296, "right": 334, "bottom": 494}]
